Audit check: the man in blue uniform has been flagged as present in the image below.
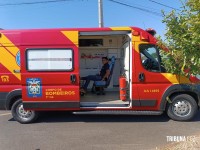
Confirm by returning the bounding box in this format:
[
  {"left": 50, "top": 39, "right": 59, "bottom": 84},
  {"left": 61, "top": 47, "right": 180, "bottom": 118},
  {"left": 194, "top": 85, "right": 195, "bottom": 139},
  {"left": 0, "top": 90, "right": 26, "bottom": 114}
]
[{"left": 81, "top": 57, "right": 110, "bottom": 94}]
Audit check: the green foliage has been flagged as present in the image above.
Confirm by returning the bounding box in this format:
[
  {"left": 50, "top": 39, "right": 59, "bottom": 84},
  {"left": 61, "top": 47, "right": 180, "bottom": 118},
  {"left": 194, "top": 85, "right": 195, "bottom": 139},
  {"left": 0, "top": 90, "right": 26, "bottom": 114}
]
[{"left": 158, "top": 0, "right": 200, "bottom": 76}]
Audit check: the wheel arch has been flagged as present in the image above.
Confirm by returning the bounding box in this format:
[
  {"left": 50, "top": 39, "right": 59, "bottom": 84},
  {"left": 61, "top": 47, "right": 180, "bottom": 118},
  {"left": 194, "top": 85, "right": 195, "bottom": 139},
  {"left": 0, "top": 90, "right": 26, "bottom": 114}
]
[
  {"left": 160, "top": 84, "right": 200, "bottom": 111},
  {"left": 6, "top": 89, "right": 22, "bottom": 110}
]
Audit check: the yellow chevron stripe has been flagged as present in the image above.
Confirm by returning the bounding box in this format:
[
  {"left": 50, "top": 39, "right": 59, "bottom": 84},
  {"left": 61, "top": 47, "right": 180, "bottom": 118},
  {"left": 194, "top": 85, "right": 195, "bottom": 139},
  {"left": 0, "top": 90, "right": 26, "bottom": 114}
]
[
  {"left": 0, "top": 33, "right": 20, "bottom": 80},
  {"left": 0, "top": 33, "right": 19, "bottom": 56},
  {"left": 0, "top": 47, "right": 20, "bottom": 80},
  {"left": 161, "top": 73, "right": 190, "bottom": 84},
  {"left": 61, "top": 31, "right": 78, "bottom": 46},
  {"left": 110, "top": 27, "right": 132, "bottom": 31}
]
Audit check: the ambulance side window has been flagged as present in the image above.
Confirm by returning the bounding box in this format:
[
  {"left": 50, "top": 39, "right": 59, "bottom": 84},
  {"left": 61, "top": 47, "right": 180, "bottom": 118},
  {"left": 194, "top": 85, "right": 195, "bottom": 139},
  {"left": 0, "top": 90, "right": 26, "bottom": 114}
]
[
  {"left": 26, "top": 49, "right": 73, "bottom": 71},
  {"left": 139, "top": 44, "right": 161, "bottom": 72}
]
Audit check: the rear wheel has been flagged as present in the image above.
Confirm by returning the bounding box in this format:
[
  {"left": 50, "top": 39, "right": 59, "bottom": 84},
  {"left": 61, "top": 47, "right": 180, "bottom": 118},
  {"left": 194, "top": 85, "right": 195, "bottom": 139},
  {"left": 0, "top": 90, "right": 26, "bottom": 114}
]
[
  {"left": 167, "top": 94, "right": 198, "bottom": 121},
  {"left": 11, "top": 99, "right": 39, "bottom": 124}
]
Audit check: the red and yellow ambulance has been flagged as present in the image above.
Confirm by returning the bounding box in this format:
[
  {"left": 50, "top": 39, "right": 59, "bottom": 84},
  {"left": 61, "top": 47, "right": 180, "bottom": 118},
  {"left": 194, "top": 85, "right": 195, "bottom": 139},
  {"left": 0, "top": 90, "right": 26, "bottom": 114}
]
[{"left": 0, "top": 27, "right": 199, "bottom": 123}]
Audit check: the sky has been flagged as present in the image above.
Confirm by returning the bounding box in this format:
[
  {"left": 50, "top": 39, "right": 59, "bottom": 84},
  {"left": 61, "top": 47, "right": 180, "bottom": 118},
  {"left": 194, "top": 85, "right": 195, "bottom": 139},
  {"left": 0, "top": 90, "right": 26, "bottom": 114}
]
[{"left": 0, "top": 0, "right": 183, "bottom": 38}]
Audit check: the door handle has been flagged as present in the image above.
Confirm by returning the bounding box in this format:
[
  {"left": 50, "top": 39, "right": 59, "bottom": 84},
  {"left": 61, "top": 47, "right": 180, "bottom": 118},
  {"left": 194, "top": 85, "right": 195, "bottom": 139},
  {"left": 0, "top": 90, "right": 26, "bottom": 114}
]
[
  {"left": 70, "top": 74, "right": 76, "bottom": 84},
  {"left": 139, "top": 73, "right": 145, "bottom": 82}
]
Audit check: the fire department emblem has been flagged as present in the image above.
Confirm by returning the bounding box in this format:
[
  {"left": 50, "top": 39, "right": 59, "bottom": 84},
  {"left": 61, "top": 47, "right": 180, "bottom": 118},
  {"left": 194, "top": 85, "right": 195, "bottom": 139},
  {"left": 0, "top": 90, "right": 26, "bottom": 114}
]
[
  {"left": 27, "top": 78, "right": 42, "bottom": 98},
  {"left": 16, "top": 51, "right": 20, "bottom": 66}
]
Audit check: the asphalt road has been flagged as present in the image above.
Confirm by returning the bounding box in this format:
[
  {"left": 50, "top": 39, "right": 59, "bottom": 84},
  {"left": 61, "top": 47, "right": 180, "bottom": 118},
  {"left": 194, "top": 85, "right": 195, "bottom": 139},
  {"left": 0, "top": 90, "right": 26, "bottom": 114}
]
[{"left": 0, "top": 110, "right": 200, "bottom": 150}]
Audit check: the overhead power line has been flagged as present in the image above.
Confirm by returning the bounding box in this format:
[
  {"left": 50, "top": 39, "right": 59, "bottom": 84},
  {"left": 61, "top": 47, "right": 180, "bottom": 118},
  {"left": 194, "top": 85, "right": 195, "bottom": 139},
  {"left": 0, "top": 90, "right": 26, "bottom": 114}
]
[
  {"left": 149, "top": 0, "right": 181, "bottom": 11},
  {"left": 0, "top": 0, "right": 73, "bottom": 6},
  {"left": 108, "top": 0, "right": 162, "bottom": 17}
]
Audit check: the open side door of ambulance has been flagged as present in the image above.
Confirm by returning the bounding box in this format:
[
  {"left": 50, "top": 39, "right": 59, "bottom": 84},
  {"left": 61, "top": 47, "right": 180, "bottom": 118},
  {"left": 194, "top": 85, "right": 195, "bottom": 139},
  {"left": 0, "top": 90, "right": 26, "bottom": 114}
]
[{"left": 20, "top": 30, "right": 80, "bottom": 110}]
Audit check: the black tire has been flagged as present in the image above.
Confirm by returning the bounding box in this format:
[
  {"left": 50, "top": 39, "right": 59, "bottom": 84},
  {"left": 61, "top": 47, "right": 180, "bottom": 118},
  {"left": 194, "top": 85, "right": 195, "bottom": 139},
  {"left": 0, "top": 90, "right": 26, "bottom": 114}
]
[
  {"left": 167, "top": 94, "right": 198, "bottom": 121},
  {"left": 11, "top": 99, "right": 39, "bottom": 124}
]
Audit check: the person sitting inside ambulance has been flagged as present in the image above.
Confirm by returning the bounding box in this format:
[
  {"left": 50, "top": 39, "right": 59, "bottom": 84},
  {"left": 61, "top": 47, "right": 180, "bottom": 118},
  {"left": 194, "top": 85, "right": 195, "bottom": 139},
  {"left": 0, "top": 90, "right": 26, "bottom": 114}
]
[{"left": 80, "top": 57, "right": 110, "bottom": 94}]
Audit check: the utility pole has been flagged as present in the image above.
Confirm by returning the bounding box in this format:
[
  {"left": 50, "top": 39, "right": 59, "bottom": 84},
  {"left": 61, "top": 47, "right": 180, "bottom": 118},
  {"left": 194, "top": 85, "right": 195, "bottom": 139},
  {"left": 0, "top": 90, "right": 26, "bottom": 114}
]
[{"left": 98, "top": 0, "right": 104, "bottom": 27}]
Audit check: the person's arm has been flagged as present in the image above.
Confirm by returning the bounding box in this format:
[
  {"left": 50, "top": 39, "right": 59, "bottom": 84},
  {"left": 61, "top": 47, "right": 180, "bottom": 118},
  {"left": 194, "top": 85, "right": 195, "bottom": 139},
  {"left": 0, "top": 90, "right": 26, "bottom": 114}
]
[{"left": 102, "top": 69, "right": 110, "bottom": 81}]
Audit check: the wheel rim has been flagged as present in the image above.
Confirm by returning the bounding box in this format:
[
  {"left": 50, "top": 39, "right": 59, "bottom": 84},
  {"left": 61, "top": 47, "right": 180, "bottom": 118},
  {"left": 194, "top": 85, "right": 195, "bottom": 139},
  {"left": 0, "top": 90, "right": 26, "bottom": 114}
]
[
  {"left": 172, "top": 99, "right": 192, "bottom": 117},
  {"left": 16, "top": 103, "right": 34, "bottom": 121}
]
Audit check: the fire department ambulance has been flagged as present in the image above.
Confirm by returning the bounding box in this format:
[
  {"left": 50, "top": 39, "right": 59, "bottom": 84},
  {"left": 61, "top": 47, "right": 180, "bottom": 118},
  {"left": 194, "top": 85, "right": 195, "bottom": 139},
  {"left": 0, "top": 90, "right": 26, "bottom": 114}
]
[{"left": 0, "top": 27, "right": 199, "bottom": 123}]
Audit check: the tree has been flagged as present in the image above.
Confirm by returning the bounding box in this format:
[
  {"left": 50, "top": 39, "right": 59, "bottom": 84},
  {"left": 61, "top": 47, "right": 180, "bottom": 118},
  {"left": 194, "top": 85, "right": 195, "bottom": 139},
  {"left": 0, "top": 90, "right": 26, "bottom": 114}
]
[{"left": 159, "top": 0, "right": 200, "bottom": 77}]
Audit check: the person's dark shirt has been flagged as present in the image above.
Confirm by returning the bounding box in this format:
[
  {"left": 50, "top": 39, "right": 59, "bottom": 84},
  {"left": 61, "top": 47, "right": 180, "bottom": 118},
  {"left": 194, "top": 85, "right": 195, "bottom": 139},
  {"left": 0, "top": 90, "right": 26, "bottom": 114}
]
[{"left": 100, "top": 63, "right": 110, "bottom": 79}]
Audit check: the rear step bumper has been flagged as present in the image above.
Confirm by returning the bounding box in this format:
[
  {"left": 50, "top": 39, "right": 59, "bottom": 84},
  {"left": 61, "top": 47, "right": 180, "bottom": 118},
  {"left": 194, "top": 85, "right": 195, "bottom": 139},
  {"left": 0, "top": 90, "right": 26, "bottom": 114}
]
[{"left": 73, "top": 110, "right": 163, "bottom": 115}]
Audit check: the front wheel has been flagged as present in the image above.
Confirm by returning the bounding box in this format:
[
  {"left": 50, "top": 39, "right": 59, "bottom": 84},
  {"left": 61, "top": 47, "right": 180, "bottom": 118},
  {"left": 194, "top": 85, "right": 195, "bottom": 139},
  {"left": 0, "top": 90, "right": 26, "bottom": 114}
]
[
  {"left": 11, "top": 99, "right": 39, "bottom": 124},
  {"left": 167, "top": 94, "right": 198, "bottom": 121}
]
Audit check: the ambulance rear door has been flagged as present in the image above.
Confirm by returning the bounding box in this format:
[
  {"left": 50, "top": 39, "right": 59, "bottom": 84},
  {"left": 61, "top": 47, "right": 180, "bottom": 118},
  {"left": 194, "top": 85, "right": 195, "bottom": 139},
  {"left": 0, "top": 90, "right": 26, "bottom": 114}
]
[{"left": 20, "top": 30, "right": 80, "bottom": 110}]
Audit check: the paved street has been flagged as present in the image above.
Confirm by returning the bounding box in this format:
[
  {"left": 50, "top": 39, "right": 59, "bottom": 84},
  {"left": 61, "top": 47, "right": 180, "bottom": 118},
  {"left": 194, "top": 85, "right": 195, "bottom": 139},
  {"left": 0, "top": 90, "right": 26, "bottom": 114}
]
[{"left": 0, "top": 110, "right": 200, "bottom": 150}]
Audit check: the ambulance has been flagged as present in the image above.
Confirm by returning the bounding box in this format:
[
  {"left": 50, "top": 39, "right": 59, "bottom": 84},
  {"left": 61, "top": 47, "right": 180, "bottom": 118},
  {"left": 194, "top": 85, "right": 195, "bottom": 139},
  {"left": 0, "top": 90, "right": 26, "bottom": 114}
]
[{"left": 0, "top": 27, "right": 199, "bottom": 123}]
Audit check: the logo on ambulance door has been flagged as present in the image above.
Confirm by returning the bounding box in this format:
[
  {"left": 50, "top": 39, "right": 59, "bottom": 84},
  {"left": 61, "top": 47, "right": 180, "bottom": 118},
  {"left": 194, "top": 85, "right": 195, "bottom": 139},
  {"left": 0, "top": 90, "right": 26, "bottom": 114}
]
[
  {"left": 27, "top": 78, "right": 42, "bottom": 98},
  {"left": 16, "top": 51, "right": 20, "bottom": 66}
]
